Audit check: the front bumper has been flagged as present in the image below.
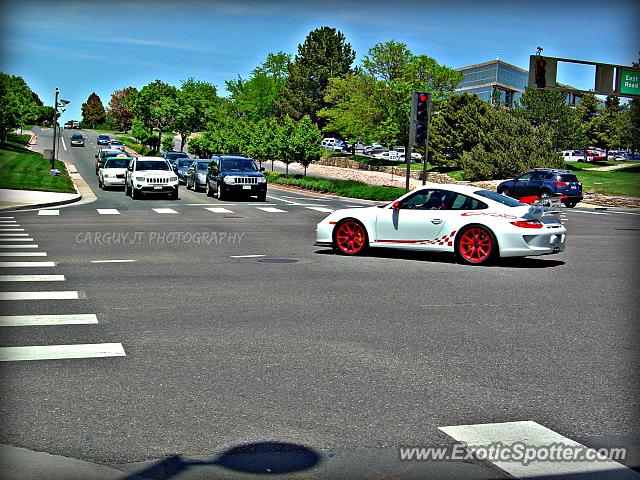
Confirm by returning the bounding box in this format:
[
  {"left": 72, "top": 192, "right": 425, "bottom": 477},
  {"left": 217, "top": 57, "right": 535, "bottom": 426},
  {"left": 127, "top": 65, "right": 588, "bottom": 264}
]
[
  {"left": 71, "top": 142, "right": 84, "bottom": 147},
  {"left": 220, "top": 184, "right": 267, "bottom": 195},
  {"left": 136, "top": 184, "right": 179, "bottom": 194},
  {"left": 103, "top": 177, "right": 126, "bottom": 186}
]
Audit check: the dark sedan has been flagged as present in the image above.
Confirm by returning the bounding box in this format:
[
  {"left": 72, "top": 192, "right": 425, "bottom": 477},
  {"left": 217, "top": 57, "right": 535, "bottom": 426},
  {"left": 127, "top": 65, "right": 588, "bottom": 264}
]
[
  {"left": 172, "top": 158, "right": 194, "bottom": 184},
  {"left": 205, "top": 155, "right": 267, "bottom": 201}
]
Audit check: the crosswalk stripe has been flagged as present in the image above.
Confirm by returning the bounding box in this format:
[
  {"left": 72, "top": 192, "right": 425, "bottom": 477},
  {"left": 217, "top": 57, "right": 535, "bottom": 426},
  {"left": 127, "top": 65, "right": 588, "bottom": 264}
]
[
  {"left": 205, "top": 207, "right": 234, "bottom": 214},
  {"left": 0, "top": 261, "right": 55, "bottom": 268},
  {"left": 305, "top": 207, "right": 335, "bottom": 213},
  {"left": 0, "top": 220, "right": 18, "bottom": 223},
  {"left": 0, "top": 275, "right": 64, "bottom": 282},
  {"left": 0, "top": 244, "right": 38, "bottom": 249},
  {"left": 439, "top": 421, "right": 640, "bottom": 479},
  {"left": 0, "top": 233, "right": 29, "bottom": 237},
  {"left": 0, "top": 291, "right": 78, "bottom": 300},
  {"left": 0, "top": 229, "right": 25, "bottom": 231},
  {"left": 97, "top": 209, "right": 120, "bottom": 215},
  {"left": 152, "top": 208, "right": 178, "bottom": 214},
  {"left": 0, "top": 217, "right": 15, "bottom": 219},
  {"left": 570, "top": 210, "right": 608, "bottom": 215},
  {"left": 0, "top": 252, "right": 47, "bottom": 257},
  {"left": 255, "top": 207, "right": 287, "bottom": 213},
  {"left": 230, "top": 254, "right": 266, "bottom": 258},
  {"left": 0, "top": 238, "right": 33, "bottom": 242},
  {"left": 37, "top": 210, "right": 59, "bottom": 216},
  {"left": 0, "top": 314, "right": 98, "bottom": 327},
  {"left": 0, "top": 342, "right": 125, "bottom": 361}
]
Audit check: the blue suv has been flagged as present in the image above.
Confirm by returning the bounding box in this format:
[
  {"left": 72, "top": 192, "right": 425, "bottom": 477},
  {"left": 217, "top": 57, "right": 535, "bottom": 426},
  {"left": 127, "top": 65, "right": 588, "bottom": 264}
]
[{"left": 497, "top": 168, "right": 583, "bottom": 208}]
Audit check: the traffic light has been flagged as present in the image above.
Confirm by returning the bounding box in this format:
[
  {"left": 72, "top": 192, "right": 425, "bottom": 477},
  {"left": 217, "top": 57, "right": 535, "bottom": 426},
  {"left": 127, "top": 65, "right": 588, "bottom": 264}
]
[
  {"left": 534, "top": 57, "right": 547, "bottom": 88},
  {"left": 411, "top": 91, "right": 430, "bottom": 146}
]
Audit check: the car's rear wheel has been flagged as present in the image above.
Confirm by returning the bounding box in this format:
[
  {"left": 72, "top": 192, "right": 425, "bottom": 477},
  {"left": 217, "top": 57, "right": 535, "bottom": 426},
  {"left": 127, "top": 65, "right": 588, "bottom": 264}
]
[
  {"left": 455, "top": 225, "right": 497, "bottom": 266},
  {"left": 540, "top": 190, "right": 552, "bottom": 198},
  {"left": 333, "top": 219, "right": 368, "bottom": 256},
  {"left": 564, "top": 201, "right": 578, "bottom": 208}
]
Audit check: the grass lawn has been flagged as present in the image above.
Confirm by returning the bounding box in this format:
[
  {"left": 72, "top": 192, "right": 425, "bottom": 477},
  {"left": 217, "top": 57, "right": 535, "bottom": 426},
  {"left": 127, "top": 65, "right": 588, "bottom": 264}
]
[
  {"left": 563, "top": 161, "right": 640, "bottom": 197},
  {"left": 0, "top": 133, "right": 75, "bottom": 193},
  {"left": 265, "top": 171, "right": 404, "bottom": 201}
]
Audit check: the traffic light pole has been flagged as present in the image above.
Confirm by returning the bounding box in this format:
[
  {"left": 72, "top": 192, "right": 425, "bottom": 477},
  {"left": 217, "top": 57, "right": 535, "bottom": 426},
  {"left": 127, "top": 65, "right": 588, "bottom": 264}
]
[
  {"left": 421, "top": 95, "right": 431, "bottom": 186},
  {"left": 51, "top": 87, "right": 59, "bottom": 170}
]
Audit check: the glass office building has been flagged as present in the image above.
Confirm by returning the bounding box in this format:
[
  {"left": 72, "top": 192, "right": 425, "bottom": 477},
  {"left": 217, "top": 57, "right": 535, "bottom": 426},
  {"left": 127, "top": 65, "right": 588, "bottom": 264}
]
[{"left": 455, "top": 60, "right": 528, "bottom": 107}]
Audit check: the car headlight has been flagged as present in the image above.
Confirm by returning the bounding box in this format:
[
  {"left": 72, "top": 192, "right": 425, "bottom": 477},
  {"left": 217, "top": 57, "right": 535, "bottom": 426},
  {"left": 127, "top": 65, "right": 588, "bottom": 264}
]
[
  {"left": 223, "top": 176, "right": 235, "bottom": 185},
  {"left": 103, "top": 173, "right": 113, "bottom": 178},
  {"left": 257, "top": 177, "right": 266, "bottom": 184},
  {"left": 170, "top": 176, "right": 178, "bottom": 182},
  {"left": 135, "top": 176, "right": 145, "bottom": 182}
]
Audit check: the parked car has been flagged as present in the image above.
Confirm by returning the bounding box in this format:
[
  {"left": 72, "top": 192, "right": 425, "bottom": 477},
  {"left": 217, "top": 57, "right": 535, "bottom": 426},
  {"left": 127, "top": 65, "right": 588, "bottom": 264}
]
[
  {"left": 497, "top": 168, "right": 583, "bottom": 208},
  {"left": 321, "top": 138, "right": 343, "bottom": 152},
  {"left": 353, "top": 143, "right": 367, "bottom": 154},
  {"left": 109, "top": 139, "right": 126, "bottom": 151},
  {"left": 586, "top": 150, "right": 605, "bottom": 162},
  {"left": 373, "top": 150, "right": 400, "bottom": 161},
  {"left": 622, "top": 152, "right": 640, "bottom": 160},
  {"left": 185, "top": 159, "right": 210, "bottom": 191},
  {"left": 70, "top": 133, "right": 84, "bottom": 147},
  {"left": 98, "top": 156, "right": 132, "bottom": 189},
  {"left": 172, "top": 158, "right": 195, "bottom": 184},
  {"left": 205, "top": 155, "right": 267, "bottom": 201},
  {"left": 125, "top": 157, "right": 179, "bottom": 199},
  {"left": 162, "top": 151, "right": 190, "bottom": 165},
  {"left": 96, "top": 134, "right": 110, "bottom": 145},
  {"left": 561, "top": 150, "right": 584, "bottom": 162},
  {"left": 314, "top": 184, "right": 566, "bottom": 265},
  {"left": 95, "top": 148, "right": 127, "bottom": 175}
]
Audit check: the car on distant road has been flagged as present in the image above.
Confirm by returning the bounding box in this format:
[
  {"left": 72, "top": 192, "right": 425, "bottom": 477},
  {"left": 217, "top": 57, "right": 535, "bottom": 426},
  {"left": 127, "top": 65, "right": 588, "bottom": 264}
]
[
  {"left": 205, "top": 155, "right": 267, "bottom": 201},
  {"left": 98, "top": 156, "right": 132, "bottom": 189},
  {"left": 185, "top": 159, "right": 210, "bottom": 191},
  {"left": 321, "top": 138, "right": 343, "bottom": 153},
  {"left": 109, "top": 139, "right": 126, "bottom": 151},
  {"left": 125, "top": 157, "right": 179, "bottom": 199},
  {"left": 172, "top": 158, "right": 195, "bottom": 184},
  {"left": 315, "top": 184, "right": 566, "bottom": 265},
  {"left": 95, "top": 148, "right": 127, "bottom": 175},
  {"left": 162, "top": 151, "right": 190, "bottom": 165},
  {"left": 70, "top": 133, "right": 84, "bottom": 147},
  {"left": 96, "top": 134, "right": 110, "bottom": 145},
  {"left": 497, "top": 168, "right": 583, "bottom": 208}
]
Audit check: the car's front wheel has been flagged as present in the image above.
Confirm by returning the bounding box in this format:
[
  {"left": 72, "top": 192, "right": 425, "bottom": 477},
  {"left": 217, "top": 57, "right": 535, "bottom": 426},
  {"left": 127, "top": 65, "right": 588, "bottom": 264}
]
[
  {"left": 455, "top": 225, "right": 497, "bottom": 266},
  {"left": 131, "top": 186, "right": 139, "bottom": 200},
  {"left": 217, "top": 183, "right": 225, "bottom": 200},
  {"left": 333, "top": 219, "right": 368, "bottom": 256},
  {"left": 206, "top": 181, "right": 212, "bottom": 197},
  {"left": 498, "top": 187, "right": 510, "bottom": 196}
]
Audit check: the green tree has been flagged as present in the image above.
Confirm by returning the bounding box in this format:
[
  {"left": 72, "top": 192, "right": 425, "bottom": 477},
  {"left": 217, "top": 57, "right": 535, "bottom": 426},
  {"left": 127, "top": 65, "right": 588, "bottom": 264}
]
[
  {"left": 108, "top": 87, "right": 137, "bottom": 132},
  {"left": 175, "top": 78, "right": 218, "bottom": 152},
  {"left": 276, "top": 27, "right": 356, "bottom": 124},
  {"left": 130, "top": 118, "right": 154, "bottom": 148},
  {"left": 276, "top": 116, "right": 297, "bottom": 174},
  {"left": 591, "top": 95, "right": 625, "bottom": 154},
  {"left": 574, "top": 93, "right": 600, "bottom": 157},
  {"left": 0, "top": 73, "right": 40, "bottom": 141},
  {"left": 81, "top": 92, "right": 106, "bottom": 128},
  {"left": 133, "top": 80, "right": 178, "bottom": 152},
  {"left": 292, "top": 115, "right": 323, "bottom": 175}
]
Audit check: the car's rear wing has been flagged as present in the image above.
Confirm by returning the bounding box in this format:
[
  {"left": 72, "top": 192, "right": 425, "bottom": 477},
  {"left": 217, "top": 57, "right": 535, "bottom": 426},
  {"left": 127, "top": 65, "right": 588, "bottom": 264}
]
[{"left": 521, "top": 195, "right": 563, "bottom": 220}]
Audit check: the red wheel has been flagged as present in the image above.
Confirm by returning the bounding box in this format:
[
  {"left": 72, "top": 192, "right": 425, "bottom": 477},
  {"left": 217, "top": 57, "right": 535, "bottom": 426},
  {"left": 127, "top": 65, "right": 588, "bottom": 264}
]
[
  {"left": 334, "top": 220, "right": 368, "bottom": 255},
  {"left": 456, "top": 225, "right": 496, "bottom": 265}
]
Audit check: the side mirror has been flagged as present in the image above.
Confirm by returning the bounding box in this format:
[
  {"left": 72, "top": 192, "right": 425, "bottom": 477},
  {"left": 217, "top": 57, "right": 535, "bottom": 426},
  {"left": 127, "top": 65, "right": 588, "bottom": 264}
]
[
  {"left": 392, "top": 201, "right": 400, "bottom": 209},
  {"left": 259, "top": 167, "right": 265, "bottom": 171}
]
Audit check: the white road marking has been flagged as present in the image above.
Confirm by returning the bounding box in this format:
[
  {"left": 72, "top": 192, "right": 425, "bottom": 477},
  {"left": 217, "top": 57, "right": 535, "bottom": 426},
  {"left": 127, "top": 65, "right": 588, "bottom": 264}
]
[
  {"left": 0, "top": 229, "right": 25, "bottom": 231},
  {"left": 305, "top": 207, "right": 335, "bottom": 213},
  {"left": 38, "top": 210, "right": 59, "bottom": 216},
  {"left": 90, "top": 259, "right": 135, "bottom": 263},
  {"left": 570, "top": 210, "right": 609, "bottom": 215},
  {"left": 61, "top": 136, "right": 67, "bottom": 151},
  {"left": 97, "top": 209, "right": 120, "bottom": 215},
  {"left": 0, "top": 233, "right": 28, "bottom": 237},
  {"left": 607, "top": 211, "right": 640, "bottom": 216},
  {"left": 0, "top": 220, "right": 18, "bottom": 223},
  {"left": 205, "top": 207, "right": 234, "bottom": 214},
  {"left": 0, "top": 244, "right": 38, "bottom": 249},
  {"left": 0, "top": 314, "right": 98, "bottom": 327},
  {"left": 186, "top": 203, "right": 236, "bottom": 206},
  {"left": 439, "top": 421, "right": 640, "bottom": 479},
  {"left": 0, "top": 252, "right": 47, "bottom": 257},
  {"left": 0, "top": 217, "right": 15, "bottom": 219},
  {"left": 0, "top": 275, "right": 64, "bottom": 282},
  {"left": 0, "top": 261, "right": 55, "bottom": 268},
  {"left": 255, "top": 207, "right": 287, "bottom": 213},
  {"left": 230, "top": 254, "right": 266, "bottom": 258},
  {"left": 0, "top": 342, "right": 125, "bottom": 361},
  {"left": 0, "top": 238, "right": 33, "bottom": 242},
  {"left": 267, "top": 196, "right": 327, "bottom": 206},
  {"left": 152, "top": 208, "right": 178, "bottom": 214},
  {"left": 281, "top": 195, "right": 325, "bottom": 201},
  {"left": 0, "top": 291, "right": 77, "bottom": 300}
]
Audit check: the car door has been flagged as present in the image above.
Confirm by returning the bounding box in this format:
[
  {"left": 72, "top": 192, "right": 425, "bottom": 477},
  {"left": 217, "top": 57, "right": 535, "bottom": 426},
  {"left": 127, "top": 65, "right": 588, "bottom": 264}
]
[
  {"left": 374, "top": 189, "right": 449, "bottom": 248},
  {"left": 511, "top": 172, "right": 533, "bottom": 197},
  {"left": 186, "top": 163, "right": 195, "bottom": 187}
]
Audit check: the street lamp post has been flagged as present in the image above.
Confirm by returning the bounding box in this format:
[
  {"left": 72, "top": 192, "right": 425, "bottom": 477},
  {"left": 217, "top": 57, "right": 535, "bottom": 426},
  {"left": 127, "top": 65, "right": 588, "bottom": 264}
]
[{"left": 51, "top": 88, "right": 59, "bottom": 170}]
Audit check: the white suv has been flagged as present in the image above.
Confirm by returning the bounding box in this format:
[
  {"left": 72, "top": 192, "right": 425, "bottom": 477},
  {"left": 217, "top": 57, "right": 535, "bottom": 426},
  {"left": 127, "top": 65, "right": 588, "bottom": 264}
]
[{"left": 125, "top": 156, "right": 179, "bottom": 199}]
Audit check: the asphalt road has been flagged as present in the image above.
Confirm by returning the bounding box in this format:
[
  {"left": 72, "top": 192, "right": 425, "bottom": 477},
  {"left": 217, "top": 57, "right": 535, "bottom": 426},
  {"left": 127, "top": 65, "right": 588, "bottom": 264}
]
[{"left": 1, "top": 128, "right": 639, "bottom": 478}]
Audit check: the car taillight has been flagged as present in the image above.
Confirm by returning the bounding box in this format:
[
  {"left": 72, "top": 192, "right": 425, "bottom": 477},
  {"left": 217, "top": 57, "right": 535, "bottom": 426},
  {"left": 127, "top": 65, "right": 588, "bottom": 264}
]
[
  {"left": 553, "top": 181, "right": 567, "bottom": 186},
  {"left": 511, "top": 220, "right": 543, "bottom": 229}
]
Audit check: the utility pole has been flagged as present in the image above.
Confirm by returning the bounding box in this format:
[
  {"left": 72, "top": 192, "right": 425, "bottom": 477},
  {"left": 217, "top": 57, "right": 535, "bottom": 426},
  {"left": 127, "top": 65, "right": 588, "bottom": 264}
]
[
  {"left": 51, "top": 87, "right": 59, "bottom": 170},
  {"left": 409, "top": 91, "right": 431, "bottom": 189}
]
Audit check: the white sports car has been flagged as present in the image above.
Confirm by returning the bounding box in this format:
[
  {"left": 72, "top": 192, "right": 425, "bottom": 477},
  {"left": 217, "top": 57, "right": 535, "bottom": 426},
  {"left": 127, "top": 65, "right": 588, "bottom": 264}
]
[{"left": 315, "top": 184, "right": 567, "bottom": 265}]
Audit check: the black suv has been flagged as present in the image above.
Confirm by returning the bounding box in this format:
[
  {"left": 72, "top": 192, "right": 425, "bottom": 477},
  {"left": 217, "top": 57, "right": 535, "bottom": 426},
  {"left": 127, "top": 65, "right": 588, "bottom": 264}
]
[
  {"left": 205, "top": 155, "right": 267, "bottom": 201},
  {"left": 497, "top": 168, "right": 583, "bottom": 208}
]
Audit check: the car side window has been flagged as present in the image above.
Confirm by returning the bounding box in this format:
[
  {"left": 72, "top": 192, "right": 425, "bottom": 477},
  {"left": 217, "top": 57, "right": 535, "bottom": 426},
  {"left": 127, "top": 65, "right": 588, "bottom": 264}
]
[
  {"left": 517, "top": 173, "right": 532, "bottom": 181},
  {"left": 530, "top": 172, "right": 543, "bottom": 181},
  {"left": 449, "top": 193, "right": 487, "bottom": 210},
  {"left": 400, "top": 190, "right": 450, "bottom": 210}
]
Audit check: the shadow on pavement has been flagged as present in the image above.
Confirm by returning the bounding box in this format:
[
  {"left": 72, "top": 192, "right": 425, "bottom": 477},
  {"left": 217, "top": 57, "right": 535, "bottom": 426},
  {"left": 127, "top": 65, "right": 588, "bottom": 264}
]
[{"left": 122, "top": 441, "right": 321, "bottom": 479}]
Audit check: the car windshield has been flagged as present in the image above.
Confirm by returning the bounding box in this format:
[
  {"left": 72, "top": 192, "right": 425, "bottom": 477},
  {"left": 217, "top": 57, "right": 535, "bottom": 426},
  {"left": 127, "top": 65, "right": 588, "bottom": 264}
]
[
  {"left": 104, "top": 158, "right": 130, "bottom": 168},
  {"left": 110, "top": 140, "right": 123, "bottom": 145},
  {"left": 72, "top": 135, "right": 82, "bottom": 139},
  {"left": 98, "top": 135, "right": 109, "bottom": 140},
  {"left": 221, "top": 159, "right": 257, "bottom": 171},
  {"left": 137, "top": 161, "right": 171, "bottom": 171},
  {"left": 197, "top": 162, "right": 208, "bottom": 171},
  {"left": 176, "top": 159, "right": 192, "bottom": 167},
  {"left": 104, "top": 151, "right": 123, "bottom": 158},
  {"left": 474, "top": 189, "right": 523, "bottom": 207},
  {"left": 166, "top": 152, "right": 188, "bottom": 160}
]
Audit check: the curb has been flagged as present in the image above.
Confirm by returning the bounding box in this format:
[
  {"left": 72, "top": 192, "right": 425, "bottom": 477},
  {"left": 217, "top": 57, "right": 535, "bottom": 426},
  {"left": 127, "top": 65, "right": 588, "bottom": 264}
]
[{"left": 0, "top": 193, "right": 82, "bottom": 212}]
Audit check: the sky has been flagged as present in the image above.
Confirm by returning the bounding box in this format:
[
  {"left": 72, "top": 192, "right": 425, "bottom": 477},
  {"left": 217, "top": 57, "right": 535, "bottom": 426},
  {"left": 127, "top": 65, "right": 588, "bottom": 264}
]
[{"left": 1, "top": 0, "right": 638, "bottom": 123}]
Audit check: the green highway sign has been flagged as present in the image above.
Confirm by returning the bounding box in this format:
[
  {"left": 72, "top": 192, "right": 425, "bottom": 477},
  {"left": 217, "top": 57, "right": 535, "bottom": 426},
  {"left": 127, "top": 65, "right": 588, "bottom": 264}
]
[{"left": 617, "top": 67, "right": 640, "bottom": 97}]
